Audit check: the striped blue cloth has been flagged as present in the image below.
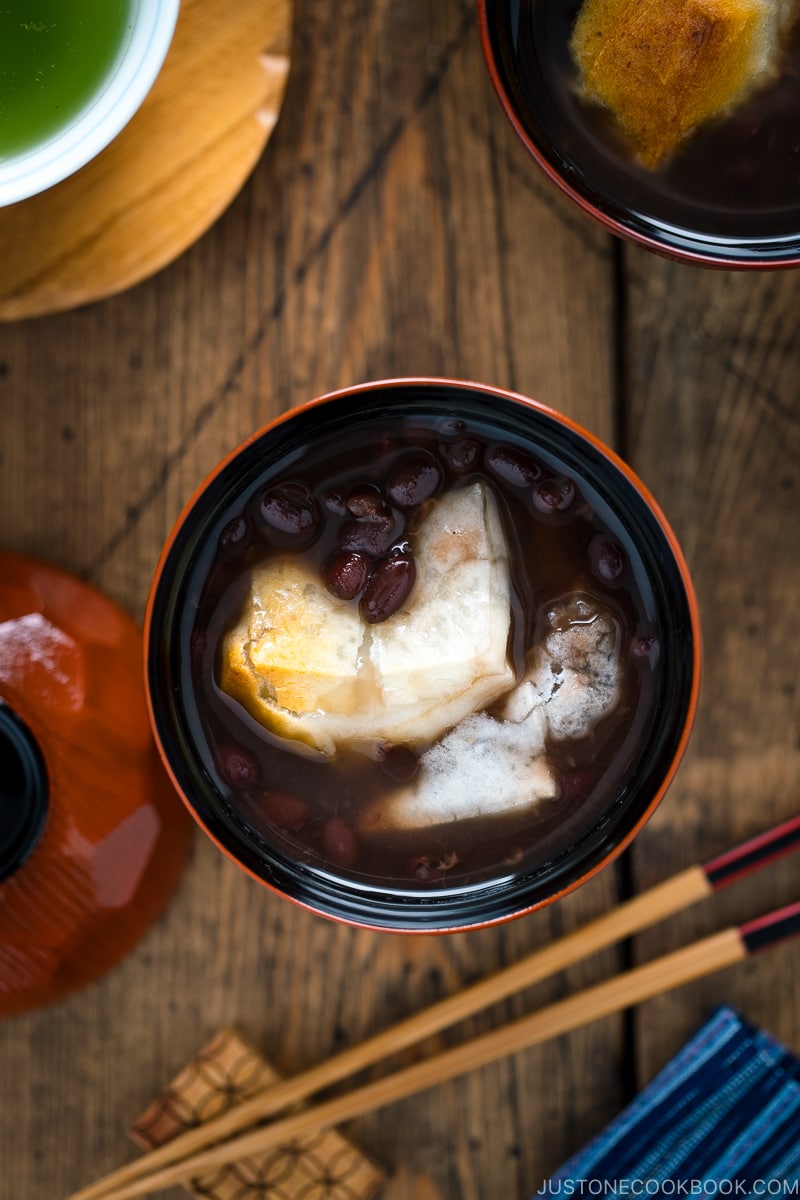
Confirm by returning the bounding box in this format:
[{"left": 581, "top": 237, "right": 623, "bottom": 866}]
[{"left": 543, "top": 1007, "right": 800, "bottom": 1197}]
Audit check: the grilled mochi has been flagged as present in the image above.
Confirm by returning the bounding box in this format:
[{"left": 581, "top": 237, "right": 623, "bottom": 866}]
[
  {"left": 219, "top": 481, "right": 514, "bottom": 756},
  {"left": 570, "top": 0, "right": 793, "bottom": 168},
  {"left": 359, "top": 595, "right": 621, "bottom": 834},
  {"left": 502, "top": 594, "right": 621, "bottom": 741}
]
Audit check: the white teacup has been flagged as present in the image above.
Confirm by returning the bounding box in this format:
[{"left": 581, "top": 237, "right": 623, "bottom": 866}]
[{"left": 0, "top": 0, "right": 180, "bottom": 208}]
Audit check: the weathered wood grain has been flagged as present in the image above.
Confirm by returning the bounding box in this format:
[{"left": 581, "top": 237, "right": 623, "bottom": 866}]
[
  {"left": 623, "top": 252, "right": 800, "bottom": 1080},
  {"left": 6, "top": 0, "right": 794, "bottom": 1198}
]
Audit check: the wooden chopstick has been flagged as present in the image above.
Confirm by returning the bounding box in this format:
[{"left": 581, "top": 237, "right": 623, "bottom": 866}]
[
  {"left": 75, "top": 899, "right": 800, "bottom": 1200},
  {"left": 67, "top": 815, "right": 800, "bottom": 1200}
]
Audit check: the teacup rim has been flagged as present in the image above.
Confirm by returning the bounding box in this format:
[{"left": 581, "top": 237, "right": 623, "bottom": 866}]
[{"left": 0, "top": 0, "right": 180, "bottom": 207}]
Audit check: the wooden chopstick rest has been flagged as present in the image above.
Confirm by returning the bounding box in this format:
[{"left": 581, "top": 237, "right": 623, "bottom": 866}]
[{"left": 129, "top": 1027, "right": 384, "bottom": 1200}]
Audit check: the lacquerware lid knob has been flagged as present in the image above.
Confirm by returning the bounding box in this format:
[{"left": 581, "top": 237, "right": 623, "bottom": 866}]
[{"left": 0, "top": 702, "right": 48, "bottom": 883}]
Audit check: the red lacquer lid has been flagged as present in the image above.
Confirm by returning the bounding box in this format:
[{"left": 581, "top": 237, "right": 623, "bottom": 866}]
[{"left": 0, "top": 551, "right": 192, "bottom": 1019}]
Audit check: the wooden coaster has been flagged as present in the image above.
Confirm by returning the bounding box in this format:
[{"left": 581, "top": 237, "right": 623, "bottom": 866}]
[
  {"left": 0, "top": 0, "right": 291, "bottom": 322},
  {"left": 131, "top": 1028, "right": 385, "bottom": 1200}
]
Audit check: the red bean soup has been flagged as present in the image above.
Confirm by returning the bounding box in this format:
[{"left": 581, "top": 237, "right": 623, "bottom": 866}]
[{"left": 147, "top": 382, "right": 700, "bottom": 931}]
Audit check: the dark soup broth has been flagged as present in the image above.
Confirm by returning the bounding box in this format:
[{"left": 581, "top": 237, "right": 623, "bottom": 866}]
[
  {"left": 180, "top": 410, "right": 671, "bottom": 896},
  {"left": 493, "top": 1, "right": 800, "bottom": 258}
]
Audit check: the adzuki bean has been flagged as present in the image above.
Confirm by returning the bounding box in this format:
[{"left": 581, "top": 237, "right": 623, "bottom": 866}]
[
  {"left": 326, "top": 551, "right": 369, "bottom": 600},
  {"left": 589, "top": 534, "right": 625, "bottom": 582},
  {"left": 532, "top": 476, "right": 576, "bottom": 513},
  {"left": 217, "top": 744, "right": 259, "bottom": 787},
  {"left": 346, "top": 486, "right": 386, "bottom": 518},
  {"left": 322, "top": 817, "right": 359, "bottom": 867},
  {"left": 386, "top": 451, "right": 441, "bottom": 508},
  {"left": 440, "top": 437, "right": 481, "bottom": 473},
  {"left": 361, "top": 552, "right": 416, "bottom": 623},
  {"left": 258, "top": 789, "right": 310, "bottom": 831},
  {"left": 338, "top": 514, "right": 398, "bottom": 557},
  {"left": 218, "top": 514, "right": 248, "bottom": 550},
  {"left": 323, "top": 489, "right": 348, "bottom": 515},
  {"left": 260, "top": 482, "right": 319, "bottom": 536},
  {"left": 486, "top": 444, "right": 542, "bottom": 487}
]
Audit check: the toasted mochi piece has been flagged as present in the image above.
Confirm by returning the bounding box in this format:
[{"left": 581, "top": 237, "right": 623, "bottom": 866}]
[
  {"left": 359, "top": 706, "right": 557, "bottom": 834},
  {"left": 504, "top": 594, "right": 621, "bottom": 741},
  {"left": 221, "top": 557, "right": 364, "bottom": 724},
  {"left": 359, "top": 595, "right": 620, "bottom": 835},
  {"left": 219, "top": 482, "right": 514, "bottom": 756},
  {"left": 570, "top": 0, "right": 788, "bottom": 167},
  {"left": 370, "top": 480, "right": 513, "bottom": 717}
]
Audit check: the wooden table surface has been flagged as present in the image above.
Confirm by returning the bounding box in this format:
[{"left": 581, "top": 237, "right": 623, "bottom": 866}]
[{"left": 1, "top": 3, "right": 798, "bottom": 1198}]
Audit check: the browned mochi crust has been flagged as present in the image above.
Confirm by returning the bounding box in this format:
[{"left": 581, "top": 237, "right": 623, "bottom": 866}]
[{"left": 570, "top": 0, "right": 788, "bottom": 168}]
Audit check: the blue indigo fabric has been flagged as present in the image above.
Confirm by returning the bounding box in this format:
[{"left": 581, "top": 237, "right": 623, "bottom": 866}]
[{"left": 541, "top": 1007, "right": 800, "bottom": 1198}]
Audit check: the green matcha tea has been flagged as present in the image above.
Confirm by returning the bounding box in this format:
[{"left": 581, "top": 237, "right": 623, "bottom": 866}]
[{"left": 0, "top": 1, "right": 134, "bottom": 158}]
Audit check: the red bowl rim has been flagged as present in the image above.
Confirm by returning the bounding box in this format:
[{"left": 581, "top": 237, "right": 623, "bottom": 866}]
[{"left": 145, "top": 377, "right": 703, "bottom": 934}]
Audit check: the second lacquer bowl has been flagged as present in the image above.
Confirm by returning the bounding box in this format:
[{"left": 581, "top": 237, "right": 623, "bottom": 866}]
[{"left": 478, "top": 0, "right": 800, "bottom": 269}]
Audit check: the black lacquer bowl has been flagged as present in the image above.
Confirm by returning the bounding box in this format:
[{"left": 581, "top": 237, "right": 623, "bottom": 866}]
[
  {"left": 478, "top": 0, "right": 800, "bottom": 268},
  {"left": 146, "top": 379, "right": 701, "bottom": 932}
]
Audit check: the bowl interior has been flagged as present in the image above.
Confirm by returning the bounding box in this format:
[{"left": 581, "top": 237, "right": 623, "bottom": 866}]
[
  {"left": 147, "top": 382, "right": 699, "bottom": 931},
  {"left": 479, "top": 0, "right": 800, "bottom": 268}
]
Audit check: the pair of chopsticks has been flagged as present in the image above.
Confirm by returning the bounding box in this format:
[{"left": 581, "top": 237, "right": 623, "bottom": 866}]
[{"left": 69, "top": 815, "right": 800, "bottom": 1200}]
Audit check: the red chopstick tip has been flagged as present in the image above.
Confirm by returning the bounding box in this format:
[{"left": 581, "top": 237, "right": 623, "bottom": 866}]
[
  {"left": 740, "top": 899, "right": 800, "bottom": 954},
  {"left": 704, "top": 816, "right": 800, "bottom": 890}
]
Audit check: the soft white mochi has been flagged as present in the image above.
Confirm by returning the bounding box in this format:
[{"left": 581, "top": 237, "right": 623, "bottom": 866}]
[{"left": 360, "top": 594, "right": 621, "bottom": 834}]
